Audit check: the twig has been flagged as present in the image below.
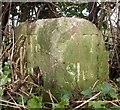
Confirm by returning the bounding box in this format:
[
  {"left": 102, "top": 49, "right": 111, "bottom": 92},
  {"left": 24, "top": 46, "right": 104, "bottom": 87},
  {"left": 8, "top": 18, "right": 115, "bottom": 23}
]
[
  {"left": 0, "top": 43, "right": 12, "bottom": 60},
  {"left": 92, "top": 80, "right": 99, "bottom": 90},
  {"left": 74, "top": 100, "right": 120, "bottom": 104},
  {"left": 20, "top": 89, "right": 29, "bottom": 97},
  {"left": 73, "top": 91, "right": 101, "bottom": 110},
  {"left": 0, "top": 99, "right": 27, "bottom": 109},
  {"left": 110, "top": 101, "right": 120, "bottom": 108},
  {"left": 7, "top": 91, "right": 17, "bottom": 105},
  {"left": 48, "top": 89, "right": 54, "bottom": 104},
  {"left": 11, "top": 91, "right": 25, "bottom": 107},
  {"left": 0, "top": 34, "right": 24, "bottom": 60},
  {"left": 0, "top": 103, "right": 20, "bottom": 109},
  {"left": 20, "top": 47, "right": 24, "bottom": 79},
  {"left": 109, "top": 80, "right": 119, "bottom": 90},
  {"left": 29, "top": 85, "right": 33, "bottom": 95},
  {"left": 45, "top": 89, "right": 58, "bottom": 103},
  {"left": 10, "top": 21, "right": 15, "bottom": 64}
]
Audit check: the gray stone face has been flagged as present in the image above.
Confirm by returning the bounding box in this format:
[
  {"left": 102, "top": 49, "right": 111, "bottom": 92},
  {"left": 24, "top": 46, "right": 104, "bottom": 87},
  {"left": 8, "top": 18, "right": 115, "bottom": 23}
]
[{"left": 15, "top": 17, "right": 109, "bottom": 101}]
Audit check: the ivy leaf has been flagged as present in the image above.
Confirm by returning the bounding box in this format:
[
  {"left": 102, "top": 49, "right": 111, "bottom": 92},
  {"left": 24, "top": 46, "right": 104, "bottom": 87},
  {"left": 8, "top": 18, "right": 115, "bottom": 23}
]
[
  {"left": 3, "top": 65, "right": 10, "bottom": 72},
  {"left": 97, "top": 82, "right": 112, "bottom": 94},
  {"left": 60, "top": 90, "right": 71, "bottom": 99},
  {"left": 1, "top": 75, "right": 8, "bottom": 85},
  {"left": 53, "top": 99, "right": 69, "bottom": 109},
  {"left": 96, "top": 82, "right": 117, "bottom": 99},
  {"left": 101, "top": 82, "right": 113, "bottom": 94},
  {"left": 81, "top": 87, "right": 92, "bottom": 98},
  {"left": 88, "top": 101, "right": 106, "bottom": 108},
  {"left": 53, "top": 91, "right": 70, "bottom": 109},
  {"left": 109, "top": 88, "right": 117, "bottom": 99},
  {"left": 27, "top": 95, "right": 42, "bottom": 109},
  {"left": 17, "top": 94, "right": 28, "bottom": 104}
]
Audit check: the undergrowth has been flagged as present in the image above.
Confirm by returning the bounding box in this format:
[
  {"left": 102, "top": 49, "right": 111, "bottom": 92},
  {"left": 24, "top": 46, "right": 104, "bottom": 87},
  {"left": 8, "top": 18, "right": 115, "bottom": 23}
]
[{"left": 0, "top": 61, "right": 120, "bottom": 110}]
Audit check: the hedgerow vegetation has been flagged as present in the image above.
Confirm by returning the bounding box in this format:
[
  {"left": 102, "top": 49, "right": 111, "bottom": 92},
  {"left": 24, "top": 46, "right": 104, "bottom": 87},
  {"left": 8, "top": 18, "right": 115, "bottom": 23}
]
[{"left": 1, "top": 2, "right": 120, "bottom": 109}]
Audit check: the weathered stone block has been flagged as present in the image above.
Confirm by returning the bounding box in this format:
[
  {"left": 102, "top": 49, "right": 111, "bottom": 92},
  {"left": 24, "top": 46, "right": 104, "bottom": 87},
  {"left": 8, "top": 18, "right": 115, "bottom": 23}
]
[{"left": 15, "top": 17, "right": 108, "bottom": 101}]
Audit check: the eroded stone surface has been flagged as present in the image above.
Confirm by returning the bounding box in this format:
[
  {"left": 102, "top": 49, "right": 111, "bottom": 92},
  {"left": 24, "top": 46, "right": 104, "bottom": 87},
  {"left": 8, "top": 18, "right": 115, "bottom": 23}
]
[{"left": 15, "top": 17, "right": 109, "bottom": 101}]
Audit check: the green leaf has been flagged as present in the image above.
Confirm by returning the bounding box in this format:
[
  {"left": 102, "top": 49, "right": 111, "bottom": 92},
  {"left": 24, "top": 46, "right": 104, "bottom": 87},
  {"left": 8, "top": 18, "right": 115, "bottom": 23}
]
[
  {"left": 0, "top": 87, "right": 3, "bottom": 96},
  {"left": 4, "top": 70, "right": 11, "bottom": 75},
  {"left": 110, "top": 106, "right": 120, "bottom": 110},
  {"left": 59, "top": 98, "right": 69, "bottom": 106},
  {"left": 53, "top": 99, "right": 69, "bottom": 108},
  {"left": 109, "top": 88, "right": 117, "bottom": 99},
  {"left": 116, "top": 78, "right": 120, "bottom": 83},
  {"left": 101, "top": 82, "right": 113, "bottom": 94},
  {"left": 27, "top": 95, "right": 42, "bottom": 108},
  {"left": 53, "top": 91, "right": 70, "bottom": 109},
  {"left": 17, "top": 94, "right": 28, "bottom": 104},
  {"left": 96, "top": 82, "right": 117, "bottom": 99},
  {"left": 60, "top": 90, "right": 71, "bottom": 99},
  {"left": 3, "top": 65, "right": 10, "bottom": 72},
  {"left": 88, "top": 101, "right": 106, "bottom": 108},
  {"left": 81, "top": 87, "right": 93, "bottom": 98},
  {"left": 97, "top": 82, "right": 112, "bottom": 94},
  {"left": 1, "top": 75, "right": 8, "bottom": 85}
]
